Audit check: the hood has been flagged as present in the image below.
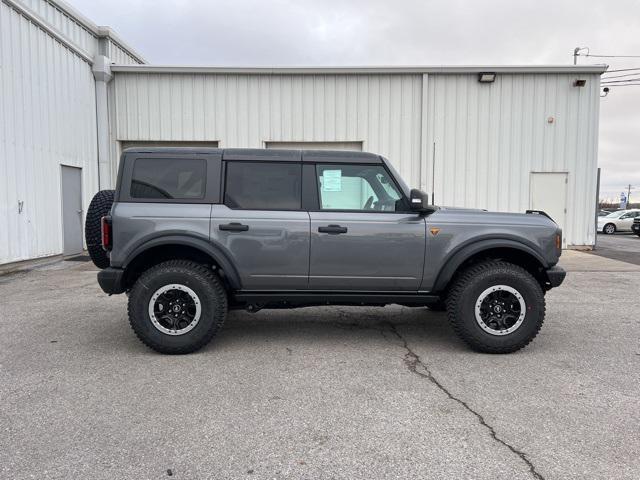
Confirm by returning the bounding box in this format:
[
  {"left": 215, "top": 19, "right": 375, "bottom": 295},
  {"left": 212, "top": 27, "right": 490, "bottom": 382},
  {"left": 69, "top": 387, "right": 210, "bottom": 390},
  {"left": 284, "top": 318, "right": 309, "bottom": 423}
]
[
  {"left": 429, "top": 207, "right": 558, "bottom": 228},
  {"left": 437, "top": 206, "right": 486, "bottom": 212}
]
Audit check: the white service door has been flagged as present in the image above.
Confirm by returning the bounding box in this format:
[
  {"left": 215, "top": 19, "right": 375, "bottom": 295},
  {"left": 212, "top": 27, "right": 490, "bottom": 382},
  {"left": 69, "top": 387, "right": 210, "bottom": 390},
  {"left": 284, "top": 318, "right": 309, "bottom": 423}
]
[
  {"left": 530, "top": 172, "right": 567, "bottom": 246},
  {"left": 61, "top": 166, "right": 83, "bottom": 255}
]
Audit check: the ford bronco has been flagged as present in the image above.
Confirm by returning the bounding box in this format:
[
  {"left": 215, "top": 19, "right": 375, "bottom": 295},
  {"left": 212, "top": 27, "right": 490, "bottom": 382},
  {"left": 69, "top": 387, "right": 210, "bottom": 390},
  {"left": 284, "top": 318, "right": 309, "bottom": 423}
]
[{"left": 86, "top": 148, "right": 565, "bottom": 354}]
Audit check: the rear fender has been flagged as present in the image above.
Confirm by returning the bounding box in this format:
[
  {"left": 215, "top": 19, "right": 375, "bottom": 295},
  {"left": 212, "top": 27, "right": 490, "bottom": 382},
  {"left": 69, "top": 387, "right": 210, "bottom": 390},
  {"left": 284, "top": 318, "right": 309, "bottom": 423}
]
[{"left": 123, "top": 234, "right": 242, "bottom": 290}]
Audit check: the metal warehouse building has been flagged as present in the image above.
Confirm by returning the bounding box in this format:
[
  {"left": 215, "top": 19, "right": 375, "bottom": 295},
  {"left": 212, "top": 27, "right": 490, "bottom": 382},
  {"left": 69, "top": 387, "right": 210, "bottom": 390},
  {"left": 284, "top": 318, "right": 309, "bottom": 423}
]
[{"left": 1, "top": 0, "right": 606, "bottom": 267}]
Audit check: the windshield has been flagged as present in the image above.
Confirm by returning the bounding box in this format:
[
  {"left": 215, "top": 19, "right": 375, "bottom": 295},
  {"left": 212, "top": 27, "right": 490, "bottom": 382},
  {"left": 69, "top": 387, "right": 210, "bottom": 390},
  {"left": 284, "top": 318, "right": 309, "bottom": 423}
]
[{"left": 380, "top": 157, "right": 410, "bottom": 198}]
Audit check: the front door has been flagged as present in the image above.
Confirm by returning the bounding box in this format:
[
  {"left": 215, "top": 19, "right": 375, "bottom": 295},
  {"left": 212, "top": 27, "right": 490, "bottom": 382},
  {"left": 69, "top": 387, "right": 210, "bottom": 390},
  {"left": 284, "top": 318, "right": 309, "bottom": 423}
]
[
  {"left": 61, "top": 166, "right": 83, "bottom": 255},
  {"left": 211, "top": 160, "right": 310, "bottom": 290},
  {"left": 308, "top": 163, "right": 426, "bottom": 291}
]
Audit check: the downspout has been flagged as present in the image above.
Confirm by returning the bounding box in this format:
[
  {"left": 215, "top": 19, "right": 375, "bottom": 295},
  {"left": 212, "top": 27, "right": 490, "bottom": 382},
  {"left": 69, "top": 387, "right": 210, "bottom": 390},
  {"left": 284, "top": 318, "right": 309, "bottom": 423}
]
[{"left": 92, "top": 54, "right": 113, "bottom": 190}]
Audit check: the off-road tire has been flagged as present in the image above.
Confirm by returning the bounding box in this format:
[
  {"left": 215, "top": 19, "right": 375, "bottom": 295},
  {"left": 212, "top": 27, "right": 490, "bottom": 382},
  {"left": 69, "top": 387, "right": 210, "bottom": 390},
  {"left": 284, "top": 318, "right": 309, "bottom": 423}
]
[
  {"left": 603, "top": 223, "right": 616, "bottom": 235},
  {"left": 128, "top": 260, "right": 228, "bottom": 354},
  {"left": 426, "top": 299, "right": 447, "bottom": 312},
  {"left": 85, "top": 190, "right": 115, "bottom": 268},
  {"left": 446, "top": 260, "right": 545, "bottom": 353}
]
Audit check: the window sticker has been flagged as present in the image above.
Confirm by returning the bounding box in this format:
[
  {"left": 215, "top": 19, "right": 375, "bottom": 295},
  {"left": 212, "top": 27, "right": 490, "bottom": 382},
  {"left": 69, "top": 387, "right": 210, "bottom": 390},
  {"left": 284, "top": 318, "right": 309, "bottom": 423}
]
[{"left": 322, "top": 169, "right": 342, "bottom": 192}]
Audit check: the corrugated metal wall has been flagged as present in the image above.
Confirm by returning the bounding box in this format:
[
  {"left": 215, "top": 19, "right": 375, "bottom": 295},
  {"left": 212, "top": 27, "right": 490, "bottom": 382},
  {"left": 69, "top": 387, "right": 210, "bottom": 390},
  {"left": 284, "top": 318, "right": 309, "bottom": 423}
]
[
  {"left": 110, "top": 71, "right": 600, "bottom": 245},
  {"left": 426, "top": 73, "right": 601, "bottom": 246},
  {"left": 19, "top": 0, "right": 95, "bottom": 53},
  {"left": 108, "top": 39, "right": 143, "bottom": 65},
  {"left": 0, "top": 0, "right": 143, "bottom": 265},
  {"left": 0, "top": 0, "right": 98, "bottom": 264},
  {"left": 112, "top": 73, "right": 424, "bottom": 192}
]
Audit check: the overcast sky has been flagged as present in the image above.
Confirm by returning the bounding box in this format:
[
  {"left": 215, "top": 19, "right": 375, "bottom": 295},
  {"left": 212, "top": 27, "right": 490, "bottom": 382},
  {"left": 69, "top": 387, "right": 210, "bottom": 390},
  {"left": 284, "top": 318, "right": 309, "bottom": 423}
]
[{"left": 73, "top": 0, "right": 640, "bottom": 202}]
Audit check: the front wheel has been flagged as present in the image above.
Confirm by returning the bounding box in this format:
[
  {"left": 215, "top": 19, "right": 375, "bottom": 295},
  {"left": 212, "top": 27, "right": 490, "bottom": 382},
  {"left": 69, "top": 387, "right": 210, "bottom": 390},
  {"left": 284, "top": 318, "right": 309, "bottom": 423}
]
[
  {"left": 446, "top": 260, "right": 545, "bottom": 353},
  {"left": 603, "top": 223, "right": 616, "bottom": 234},
  {"left": 128, "top": 260, "right": 228, "bottom": 354}
]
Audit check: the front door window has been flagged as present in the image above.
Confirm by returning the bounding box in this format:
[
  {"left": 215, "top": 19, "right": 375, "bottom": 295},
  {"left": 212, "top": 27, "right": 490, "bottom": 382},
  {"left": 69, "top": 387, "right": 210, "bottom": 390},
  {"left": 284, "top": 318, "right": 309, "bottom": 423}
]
[{"left": 315, "top": 164, "right": 404, "bottom": 212}]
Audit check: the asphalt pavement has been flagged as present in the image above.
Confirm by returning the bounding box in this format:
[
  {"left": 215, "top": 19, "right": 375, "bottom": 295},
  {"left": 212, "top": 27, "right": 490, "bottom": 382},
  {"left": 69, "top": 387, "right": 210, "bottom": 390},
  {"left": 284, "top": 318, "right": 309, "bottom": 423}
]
[
  {"left": 590, "top": 232, "right": 640, "bottom": 266},
  {"left": 1, "top": 251, "right": 638, "bottom": 480}
]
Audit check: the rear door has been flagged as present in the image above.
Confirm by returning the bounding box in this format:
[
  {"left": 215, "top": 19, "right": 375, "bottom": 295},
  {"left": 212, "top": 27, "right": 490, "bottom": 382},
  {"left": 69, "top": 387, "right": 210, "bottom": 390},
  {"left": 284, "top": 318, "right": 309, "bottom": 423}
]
[
  {"left": 307, "top": 162, "right": 426, "bottom": 291},
  {"left": 210, "top": 156, "right": 310, "bottom": 290}
]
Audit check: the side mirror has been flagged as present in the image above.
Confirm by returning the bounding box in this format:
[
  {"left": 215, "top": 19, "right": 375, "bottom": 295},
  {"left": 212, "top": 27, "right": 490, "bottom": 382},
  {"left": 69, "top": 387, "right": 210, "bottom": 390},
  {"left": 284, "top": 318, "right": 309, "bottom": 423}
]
[{"left": 409, "top": 189, "right": 437, "bottom": 214}]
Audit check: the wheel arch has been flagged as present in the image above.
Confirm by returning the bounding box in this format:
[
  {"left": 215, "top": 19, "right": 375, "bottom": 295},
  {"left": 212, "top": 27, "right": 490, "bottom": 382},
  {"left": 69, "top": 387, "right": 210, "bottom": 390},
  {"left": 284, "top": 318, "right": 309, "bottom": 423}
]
[
  {"left": 122, "top": 236, "right": 241, "bottom": 291},
  {"left": 433, "top": 240, "right": 550, "bottom": 293}
]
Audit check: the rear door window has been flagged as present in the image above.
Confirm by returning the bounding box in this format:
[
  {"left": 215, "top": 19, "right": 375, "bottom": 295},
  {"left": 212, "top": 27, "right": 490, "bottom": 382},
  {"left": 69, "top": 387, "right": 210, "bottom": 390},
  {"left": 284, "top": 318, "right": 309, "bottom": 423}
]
[
  {"left": 224, "top": 162, "right": 302, "bottom": 210},
  {"left": 130, "top": 158, "right": 206, "bottom": 199}
]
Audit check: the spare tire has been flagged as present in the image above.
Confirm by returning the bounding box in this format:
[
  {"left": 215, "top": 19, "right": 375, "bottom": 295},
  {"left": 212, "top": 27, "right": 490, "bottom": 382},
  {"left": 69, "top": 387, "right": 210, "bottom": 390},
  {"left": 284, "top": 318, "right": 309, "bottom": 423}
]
[{"left": 85, "top": 190, "right": 115, "bottom": 269}]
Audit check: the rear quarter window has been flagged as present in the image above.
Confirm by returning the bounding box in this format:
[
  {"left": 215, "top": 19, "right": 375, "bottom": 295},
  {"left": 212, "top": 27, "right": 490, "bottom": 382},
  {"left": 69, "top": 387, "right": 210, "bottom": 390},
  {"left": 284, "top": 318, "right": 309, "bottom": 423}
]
[{"left": 130, "top": 158, "right": 206, "bottom": 200}]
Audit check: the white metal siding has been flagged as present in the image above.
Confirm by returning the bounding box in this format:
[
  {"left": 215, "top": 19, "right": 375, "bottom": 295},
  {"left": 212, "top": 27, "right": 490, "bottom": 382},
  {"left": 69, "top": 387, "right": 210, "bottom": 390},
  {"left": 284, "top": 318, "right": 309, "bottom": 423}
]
[
  {"left": 112, "top": 73, "right": 424, "bottom": 189},
  {"left": 0, "top": 0, "right": 98, "bottom": 264},
  {"left": 110, "top": 70, "right": 600, "bottom": 246},
  {"left": 108, "top": 39, "right": 143, "bottom": 65},
  {"left": 265, "top": 141, "right": 363, "bottom": 150},
  {"left": 17, "top": 0, "right": 96, "bottom": 54},
  {"left": 425, "top": 73, "right": 600, "bottom": 246}
]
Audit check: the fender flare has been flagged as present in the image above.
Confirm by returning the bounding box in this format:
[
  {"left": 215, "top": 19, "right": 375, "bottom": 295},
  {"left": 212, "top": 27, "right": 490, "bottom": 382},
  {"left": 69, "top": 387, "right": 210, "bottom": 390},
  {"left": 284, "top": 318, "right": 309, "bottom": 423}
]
[
  {"left": 123, "top": 234, "right": 242, "bottom": 290},
  {"left": 432, "top": 238, "right": 549, "bottom": 292}
]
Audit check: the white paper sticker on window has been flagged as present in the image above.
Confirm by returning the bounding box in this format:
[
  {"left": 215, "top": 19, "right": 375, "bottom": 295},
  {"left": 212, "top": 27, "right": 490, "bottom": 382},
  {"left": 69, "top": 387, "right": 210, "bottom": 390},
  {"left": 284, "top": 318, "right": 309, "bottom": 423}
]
[{"left": 322, "top": 170, "right": 342, "bottom": 192}]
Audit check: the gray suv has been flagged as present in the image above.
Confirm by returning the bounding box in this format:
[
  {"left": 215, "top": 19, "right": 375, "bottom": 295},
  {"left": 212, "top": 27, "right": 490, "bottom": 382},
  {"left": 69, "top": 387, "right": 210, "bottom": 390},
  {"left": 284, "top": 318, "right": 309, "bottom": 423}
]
[{"left": 86, "top": 148, "right": 565, "bottom": 354}]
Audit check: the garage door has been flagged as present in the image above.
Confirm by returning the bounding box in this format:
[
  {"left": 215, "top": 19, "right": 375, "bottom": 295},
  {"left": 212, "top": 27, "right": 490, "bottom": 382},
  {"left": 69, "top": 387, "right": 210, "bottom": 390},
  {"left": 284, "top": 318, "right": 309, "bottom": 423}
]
[
  {"left": 265, "top": 141, "right": 362, "bottom": 151},
  {"left": 120, "top": 141, "right": 219, "bottom": 151}
]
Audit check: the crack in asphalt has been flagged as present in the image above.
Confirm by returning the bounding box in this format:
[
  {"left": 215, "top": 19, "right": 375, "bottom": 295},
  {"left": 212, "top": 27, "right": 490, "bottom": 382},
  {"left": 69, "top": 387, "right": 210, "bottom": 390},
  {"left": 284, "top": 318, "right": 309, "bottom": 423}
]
[
  {"left": 384, "top": 322, "right": 545, "bottom": 480},
  {"left": 230, "top": 309, "right": 544, "bottom": 479}
]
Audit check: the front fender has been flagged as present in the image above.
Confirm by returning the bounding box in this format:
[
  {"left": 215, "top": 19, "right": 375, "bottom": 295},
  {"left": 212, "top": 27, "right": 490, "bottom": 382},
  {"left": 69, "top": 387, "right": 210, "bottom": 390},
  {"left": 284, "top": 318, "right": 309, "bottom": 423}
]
[{"left": 427, "top": 237, "right": 549, "bottom": 293}]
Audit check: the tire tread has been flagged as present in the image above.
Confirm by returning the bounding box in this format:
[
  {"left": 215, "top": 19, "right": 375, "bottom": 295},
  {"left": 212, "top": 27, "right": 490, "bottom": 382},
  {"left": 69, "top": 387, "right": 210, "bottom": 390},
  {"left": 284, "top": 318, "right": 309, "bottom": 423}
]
[
  {"left": 128, "top": 260, "right": 227, "bottom": 354},
  {"left": 85, "top": 190, "right": 115, "bottom": 269},
  {"left": 445, "top": 260, "right": 545, "bottom": 354}
]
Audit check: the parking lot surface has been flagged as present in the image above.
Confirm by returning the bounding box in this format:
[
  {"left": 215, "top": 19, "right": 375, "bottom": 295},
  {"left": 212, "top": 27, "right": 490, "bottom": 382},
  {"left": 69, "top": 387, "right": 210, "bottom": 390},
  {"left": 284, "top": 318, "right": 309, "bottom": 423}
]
[
  {"left": 1, "top": 251, "right": 639, "bottom": 480},
  {"left": 590, "top": 233, "right": 640, "bottom": 266}
]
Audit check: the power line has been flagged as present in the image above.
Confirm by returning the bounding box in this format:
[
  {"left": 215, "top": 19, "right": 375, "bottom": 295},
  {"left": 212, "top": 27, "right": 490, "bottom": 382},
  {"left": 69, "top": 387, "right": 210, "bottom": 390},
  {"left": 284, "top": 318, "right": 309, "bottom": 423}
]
[
  {"left": 601, "top": 78, "right": 640, "bottom": 84},
  {"left": 601, "top": 72, "right": 640, "bottom": 79},
  {"left": 584, "top": 54, "right": 640, "bottom": 58},
  {"left": 603, "top": 67, "right": 640, "bottom": 73}
]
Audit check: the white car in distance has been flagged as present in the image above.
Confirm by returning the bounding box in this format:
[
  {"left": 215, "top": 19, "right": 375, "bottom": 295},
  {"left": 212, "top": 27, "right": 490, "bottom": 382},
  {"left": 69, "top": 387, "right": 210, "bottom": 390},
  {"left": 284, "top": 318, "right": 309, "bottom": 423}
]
[{"left": 598, "top": 209, "right": 640, "bottom": 234}]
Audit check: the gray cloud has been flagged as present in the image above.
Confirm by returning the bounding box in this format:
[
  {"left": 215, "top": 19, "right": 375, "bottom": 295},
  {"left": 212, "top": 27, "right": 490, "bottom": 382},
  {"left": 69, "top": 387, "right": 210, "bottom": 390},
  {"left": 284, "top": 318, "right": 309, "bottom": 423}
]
[{"left": 74, "top": 0, "right": 640, "bottom": 199}]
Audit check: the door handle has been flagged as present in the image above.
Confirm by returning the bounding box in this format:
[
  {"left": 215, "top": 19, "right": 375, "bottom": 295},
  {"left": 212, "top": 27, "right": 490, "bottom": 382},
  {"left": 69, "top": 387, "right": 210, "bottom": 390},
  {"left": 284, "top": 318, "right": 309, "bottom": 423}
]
[
  {"left": 318, "top": 224, "right": 348, "bottom": 234},
  {"left": 219, "top": 222, "right": 249, "bottom": 232}
]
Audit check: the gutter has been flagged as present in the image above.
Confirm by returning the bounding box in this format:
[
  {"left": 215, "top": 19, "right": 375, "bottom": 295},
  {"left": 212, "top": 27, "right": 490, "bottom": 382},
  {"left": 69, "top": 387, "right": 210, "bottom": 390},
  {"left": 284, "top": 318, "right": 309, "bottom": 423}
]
[{"left": 109, "top": 64, "right": 609, "bottom": 75}]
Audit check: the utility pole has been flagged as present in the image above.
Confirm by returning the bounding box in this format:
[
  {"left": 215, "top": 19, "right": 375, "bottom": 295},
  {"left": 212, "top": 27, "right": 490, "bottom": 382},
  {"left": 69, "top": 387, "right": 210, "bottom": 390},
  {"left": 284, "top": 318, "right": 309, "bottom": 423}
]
[
  {"left": 573, "top": 47, "right": 589, "bottom": 65},
  {"left": 628, "top": 184, "right": 633, "bottom": 208}
]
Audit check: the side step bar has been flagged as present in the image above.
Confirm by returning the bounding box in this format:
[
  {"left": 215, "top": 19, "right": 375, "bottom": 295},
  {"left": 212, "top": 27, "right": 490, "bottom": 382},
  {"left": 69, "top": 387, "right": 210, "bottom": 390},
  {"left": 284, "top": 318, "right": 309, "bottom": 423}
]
[{"left": 232, "top": 291, "right": 441, "bottom": 310}]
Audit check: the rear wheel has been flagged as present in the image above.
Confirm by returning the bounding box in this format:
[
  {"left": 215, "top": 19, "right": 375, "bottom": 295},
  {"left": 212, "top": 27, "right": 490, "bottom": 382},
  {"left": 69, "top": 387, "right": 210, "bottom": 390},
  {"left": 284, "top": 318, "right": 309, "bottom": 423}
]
[
  {"left": 85, "top": 190, "right": 115, "bottom": 268},
  {"left": 603, "top": 223, "right": 616, "bottom": 235},
  {"left": 446, "top": 260, "right": 545, "bottom": 353},
  {"left": 128, "top": 260, "right": 227, "bottom": 354}
]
